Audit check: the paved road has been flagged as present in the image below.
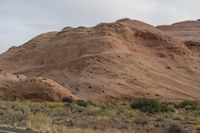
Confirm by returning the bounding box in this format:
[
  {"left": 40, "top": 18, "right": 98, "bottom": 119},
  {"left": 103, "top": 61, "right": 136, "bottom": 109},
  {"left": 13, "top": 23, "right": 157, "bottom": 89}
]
[{"left": 0, "top": 127, "right": 40, "bottom": 133}]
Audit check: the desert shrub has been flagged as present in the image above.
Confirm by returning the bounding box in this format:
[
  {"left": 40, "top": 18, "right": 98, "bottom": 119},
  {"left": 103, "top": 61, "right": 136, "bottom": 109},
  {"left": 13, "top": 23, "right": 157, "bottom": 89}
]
[
  {"left": 62, "top": 97, "right": 73, "bottom": 104},
  {"left": 76, "top": 100, "right": 88, "bottom": 107},
  {"left": 165, "top": 121, "right": 186, "bottom": 133},
  {"left": 134, "top": 113, "right": 149, "bottom": 125},
  {"left": 87, "top": 100, "right": 96, "bottom": 106},
  {"left": 101, "top": 107, "right": 118, "bottom": 119},
  {"left": 26, "top": 112, "right": 52, "bottom": 132},
  {"left": 95, "top": 115, "right": 110, "bottom": 121},
  {"left": 43, "top": 102, "right": 63, "bottom": 109},
  {"left": 123, "top": 108, "right": 140, "bottom": 118},
  {"left": 177, "top": 100, "right": 198, "bottom": 110},
  {"left": 196, "top": 124, "right": 200, "bottom": 131},
  {"left": 98, "top": 105, "right": 120, "bottom": 119},
  {"left": 51, "top": 125, "right": 126, "bottom": 133},
  {"left": 86, "top": 106, "right": 102, "bottom": 115},
  {"left": 11, "top": 101, "right": 31, "bottom": 113},
  {"left": 131, "top": 98, "right": 171, "bottom": 113},
  {"left": 5, "top": 101, "right": 31, "bottom": 126},
  {"left": 171, "top": 113, "right": 185, "bottom": 121},
  {"left": 5, "top": 110, "right": 25, "bottom": 126}
]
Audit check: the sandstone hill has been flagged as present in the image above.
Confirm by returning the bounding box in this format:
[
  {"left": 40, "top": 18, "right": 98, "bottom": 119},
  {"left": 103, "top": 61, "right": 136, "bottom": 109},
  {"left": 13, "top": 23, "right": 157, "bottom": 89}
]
[
  {"left": 0, "top": 18, "right": 199, "bottom": 103},
  {"left": 0, "top": 70, "right": 76, "bottom": 101}
]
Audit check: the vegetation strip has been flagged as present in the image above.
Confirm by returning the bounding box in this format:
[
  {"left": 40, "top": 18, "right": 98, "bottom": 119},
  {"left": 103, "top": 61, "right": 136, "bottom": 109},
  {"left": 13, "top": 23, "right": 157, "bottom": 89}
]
[{"left": 0, "top": 98, "right": 200, "bottom": 133}]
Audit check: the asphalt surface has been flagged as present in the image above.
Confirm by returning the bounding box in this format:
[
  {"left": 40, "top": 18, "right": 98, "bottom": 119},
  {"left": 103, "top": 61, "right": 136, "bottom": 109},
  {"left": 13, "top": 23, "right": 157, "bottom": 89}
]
[{"left": 0, "top": 127, "right": 40, "bottom": 133}]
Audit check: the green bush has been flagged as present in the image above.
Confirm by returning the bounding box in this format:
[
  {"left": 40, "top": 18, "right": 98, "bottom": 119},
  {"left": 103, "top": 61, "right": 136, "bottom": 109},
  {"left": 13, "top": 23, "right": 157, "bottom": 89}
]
[
  {"left": 130, "top": 98, "right": 171, "bottom": 113},
  {"left": 178, "top": 100, "right": 198, "bottom": 110}
]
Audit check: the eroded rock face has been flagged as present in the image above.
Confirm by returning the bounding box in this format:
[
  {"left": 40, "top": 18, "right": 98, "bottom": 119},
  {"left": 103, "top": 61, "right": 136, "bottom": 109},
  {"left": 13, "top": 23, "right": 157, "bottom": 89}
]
[
  {"left": 0, "top": 18, "right": 199, "bottom": 103},
  {"left": 0, "top": 71, "right": 76, "bottom": 101},
  {"left": 184, "top": 41, "right": 200, "bottom": 50}
]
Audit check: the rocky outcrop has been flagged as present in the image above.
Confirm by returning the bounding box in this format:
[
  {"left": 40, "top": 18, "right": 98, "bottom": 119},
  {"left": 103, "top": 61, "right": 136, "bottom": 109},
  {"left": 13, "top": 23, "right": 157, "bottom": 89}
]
[{"left": 0, "top": 71, "right": 76, "bottom": 101}]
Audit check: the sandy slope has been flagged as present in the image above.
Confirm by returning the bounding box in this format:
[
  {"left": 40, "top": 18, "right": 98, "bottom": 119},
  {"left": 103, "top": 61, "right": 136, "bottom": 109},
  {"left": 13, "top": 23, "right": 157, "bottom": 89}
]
[{"left": 0, "top": 18, "right": 199, "bottom": 103}]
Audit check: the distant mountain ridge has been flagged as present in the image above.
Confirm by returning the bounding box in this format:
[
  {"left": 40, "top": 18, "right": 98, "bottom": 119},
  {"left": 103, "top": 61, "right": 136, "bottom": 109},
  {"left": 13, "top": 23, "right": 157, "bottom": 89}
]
[{"left": 157, "top": 19, "right": 200, "bottom": 42}]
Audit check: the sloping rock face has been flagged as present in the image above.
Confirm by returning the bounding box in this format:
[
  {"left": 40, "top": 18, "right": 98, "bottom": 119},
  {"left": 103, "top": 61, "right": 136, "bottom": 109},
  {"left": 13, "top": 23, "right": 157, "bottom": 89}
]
[
  {"left": 0, "top": 18, "right": 199, "bottom": 103},
  {"left": 0, "top": 71, "right": 76, "bottom": 101}
]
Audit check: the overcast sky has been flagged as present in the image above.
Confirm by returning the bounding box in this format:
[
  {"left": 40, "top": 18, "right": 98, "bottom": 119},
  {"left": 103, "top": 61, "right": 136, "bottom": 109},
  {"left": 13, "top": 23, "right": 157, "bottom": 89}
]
[{"left": 0, "top": 0, "right": 200, "bottom": 53}]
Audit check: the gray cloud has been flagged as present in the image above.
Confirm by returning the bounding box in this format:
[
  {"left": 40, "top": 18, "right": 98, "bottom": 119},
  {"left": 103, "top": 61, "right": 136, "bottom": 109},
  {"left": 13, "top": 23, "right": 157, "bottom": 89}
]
[{"left": 0, "top": 0, "right": 200, "bottom": 53}]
